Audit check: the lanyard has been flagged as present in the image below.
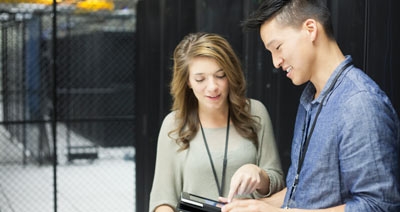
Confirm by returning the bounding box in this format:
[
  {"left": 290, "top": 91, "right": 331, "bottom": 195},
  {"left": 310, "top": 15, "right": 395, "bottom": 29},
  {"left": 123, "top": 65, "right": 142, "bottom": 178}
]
[
  {"left": 199, "top": 111, "right": 230, "bottom": 196},
  {"left": 285, "top": 62, "right": 352, "bottom": 209}
]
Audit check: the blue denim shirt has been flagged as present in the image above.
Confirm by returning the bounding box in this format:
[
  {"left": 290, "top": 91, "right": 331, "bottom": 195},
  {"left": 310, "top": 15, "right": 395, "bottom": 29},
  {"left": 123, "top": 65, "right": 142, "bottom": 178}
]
[{"left": 282, "top": 56, "right": 400, "bottom": 211}]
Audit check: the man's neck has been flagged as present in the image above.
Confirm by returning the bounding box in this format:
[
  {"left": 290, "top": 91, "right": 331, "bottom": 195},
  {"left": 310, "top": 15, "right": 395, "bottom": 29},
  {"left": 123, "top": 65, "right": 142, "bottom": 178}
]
[{"left": 311, "top": 41, "right": 345, "bottom": 99}]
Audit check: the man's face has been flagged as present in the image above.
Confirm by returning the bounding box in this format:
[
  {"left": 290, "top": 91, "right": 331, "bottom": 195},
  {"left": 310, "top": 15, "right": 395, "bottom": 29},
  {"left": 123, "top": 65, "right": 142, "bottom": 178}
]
[{"left": 260, "top": 18, "right": 315, "bottom": 86}]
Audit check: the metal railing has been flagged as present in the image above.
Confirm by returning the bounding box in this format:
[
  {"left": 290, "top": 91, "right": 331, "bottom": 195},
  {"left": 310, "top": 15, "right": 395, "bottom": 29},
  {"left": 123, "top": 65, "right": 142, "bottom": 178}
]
[{"left": 0, "top": 2, "right": 137, "bottom": 212}]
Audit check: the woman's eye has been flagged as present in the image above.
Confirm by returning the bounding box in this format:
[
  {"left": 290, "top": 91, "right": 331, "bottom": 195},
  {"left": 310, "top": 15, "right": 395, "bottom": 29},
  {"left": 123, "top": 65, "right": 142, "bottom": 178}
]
[
  {"left": 195, "top": 79, "right": 204, "bottom": 82},
  {"left": 216, "top": 74, "right": 226, "bottom": 79},
  {"left": 276, "top": 44, "right": 281, "bottom": 50}
]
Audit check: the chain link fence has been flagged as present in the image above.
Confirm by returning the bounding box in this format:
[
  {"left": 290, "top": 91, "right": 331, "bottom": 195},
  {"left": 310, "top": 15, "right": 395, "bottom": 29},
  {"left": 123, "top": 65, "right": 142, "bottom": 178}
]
[{"left": 0, "top": 1, "right": 137, "bottom": 211}]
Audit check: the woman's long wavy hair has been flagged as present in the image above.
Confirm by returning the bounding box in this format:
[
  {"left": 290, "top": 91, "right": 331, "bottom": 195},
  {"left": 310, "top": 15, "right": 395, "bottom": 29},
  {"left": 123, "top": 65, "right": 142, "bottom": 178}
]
[{"left": 169, "top": 32, "right": 260, "bottom": 151}]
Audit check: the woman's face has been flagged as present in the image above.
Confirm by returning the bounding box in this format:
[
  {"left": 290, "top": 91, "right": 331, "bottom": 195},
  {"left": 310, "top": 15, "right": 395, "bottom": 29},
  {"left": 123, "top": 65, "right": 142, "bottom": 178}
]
[{"left": 188, "top": 57, "right": 229, "bottom": 112}]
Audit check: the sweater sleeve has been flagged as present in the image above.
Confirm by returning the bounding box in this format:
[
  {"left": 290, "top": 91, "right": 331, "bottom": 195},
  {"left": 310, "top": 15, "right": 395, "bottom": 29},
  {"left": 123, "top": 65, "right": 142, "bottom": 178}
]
[
  {"left": 149, "top": 112, "right": 182, "bottom": 212},
  {"left": 250, "top": 99, "right": 285, "bottom": 198}
]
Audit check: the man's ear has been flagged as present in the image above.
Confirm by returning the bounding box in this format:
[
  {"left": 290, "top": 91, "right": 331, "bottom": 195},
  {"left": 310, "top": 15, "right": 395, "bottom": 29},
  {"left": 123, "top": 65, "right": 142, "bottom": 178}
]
[{"left": 303, "top": 19, "right": 318, "bottom": 42}]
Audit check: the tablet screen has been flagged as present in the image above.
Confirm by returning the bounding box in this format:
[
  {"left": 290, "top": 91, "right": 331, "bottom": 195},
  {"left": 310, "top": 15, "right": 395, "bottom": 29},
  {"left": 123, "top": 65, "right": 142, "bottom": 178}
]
[{"left": 189, "top": 193, "right": 225, "bottom": 208}]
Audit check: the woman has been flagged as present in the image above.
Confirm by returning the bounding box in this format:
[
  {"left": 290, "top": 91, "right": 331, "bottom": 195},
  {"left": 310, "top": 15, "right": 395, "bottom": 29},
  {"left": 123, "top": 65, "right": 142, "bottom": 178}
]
[{"left": 149, "top": 32, "right": 284, "bottom": 212}]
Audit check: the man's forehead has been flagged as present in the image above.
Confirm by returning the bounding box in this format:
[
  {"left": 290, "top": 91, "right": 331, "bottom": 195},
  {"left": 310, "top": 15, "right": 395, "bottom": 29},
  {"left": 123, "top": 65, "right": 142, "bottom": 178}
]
[{"left": 260, "top": 20, "right": 280, "bottom": 47}]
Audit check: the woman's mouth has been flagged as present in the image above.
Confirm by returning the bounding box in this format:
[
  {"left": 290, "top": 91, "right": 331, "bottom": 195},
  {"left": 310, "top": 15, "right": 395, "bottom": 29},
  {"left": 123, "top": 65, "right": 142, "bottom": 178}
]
[{"left": 208, "top": 94, "right": 220, "bottom": 100}]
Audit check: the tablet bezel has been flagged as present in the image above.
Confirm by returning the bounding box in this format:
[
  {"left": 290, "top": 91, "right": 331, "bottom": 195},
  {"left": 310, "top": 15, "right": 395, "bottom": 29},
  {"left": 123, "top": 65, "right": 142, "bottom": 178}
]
[{"left": 179, "top": 192, "right": 224, "bottom": 212}]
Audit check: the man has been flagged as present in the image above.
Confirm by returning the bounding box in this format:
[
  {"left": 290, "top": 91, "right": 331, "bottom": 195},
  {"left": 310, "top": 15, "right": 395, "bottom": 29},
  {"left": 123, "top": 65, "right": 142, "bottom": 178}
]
[{"left": 222, "top": 0, "right": 400, "bottom": 211}]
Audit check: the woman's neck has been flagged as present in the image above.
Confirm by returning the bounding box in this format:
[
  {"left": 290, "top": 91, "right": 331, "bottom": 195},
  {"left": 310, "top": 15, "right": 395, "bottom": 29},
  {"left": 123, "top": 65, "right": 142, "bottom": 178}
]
[{"left": 198, "top": 107, "right": 229, "bottom": 128}]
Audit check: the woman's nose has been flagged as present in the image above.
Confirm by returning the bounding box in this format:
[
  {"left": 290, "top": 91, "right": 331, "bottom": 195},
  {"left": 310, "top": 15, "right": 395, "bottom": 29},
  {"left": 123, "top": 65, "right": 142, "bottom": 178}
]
[{"left": 206, "top": 78, "right": 218, "bottom": 91}]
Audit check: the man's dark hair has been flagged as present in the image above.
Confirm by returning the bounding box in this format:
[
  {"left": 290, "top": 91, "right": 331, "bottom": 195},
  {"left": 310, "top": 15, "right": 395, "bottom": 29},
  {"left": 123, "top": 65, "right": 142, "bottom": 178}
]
[{"left": 242, "top": 0, "right": 335, "bottom": 39}]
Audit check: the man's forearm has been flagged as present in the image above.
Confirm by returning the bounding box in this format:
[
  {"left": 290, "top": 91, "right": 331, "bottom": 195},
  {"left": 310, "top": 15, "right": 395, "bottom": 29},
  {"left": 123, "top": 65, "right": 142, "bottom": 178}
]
[{"left": 262, "top": 187, "right": 287, "bottom": 207}]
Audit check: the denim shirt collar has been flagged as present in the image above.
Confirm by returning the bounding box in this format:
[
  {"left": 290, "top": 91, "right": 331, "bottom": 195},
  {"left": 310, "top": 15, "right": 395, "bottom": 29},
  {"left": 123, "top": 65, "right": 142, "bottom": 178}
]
[{"left": 300, "top": 56, "right": 353, "bottom": 111}]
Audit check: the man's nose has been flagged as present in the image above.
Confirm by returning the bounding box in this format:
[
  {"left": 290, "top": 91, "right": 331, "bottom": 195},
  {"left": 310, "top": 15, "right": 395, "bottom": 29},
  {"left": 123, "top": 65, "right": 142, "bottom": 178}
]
[{"left": 272, "top": 55, "right": 283, "bottom": 69}]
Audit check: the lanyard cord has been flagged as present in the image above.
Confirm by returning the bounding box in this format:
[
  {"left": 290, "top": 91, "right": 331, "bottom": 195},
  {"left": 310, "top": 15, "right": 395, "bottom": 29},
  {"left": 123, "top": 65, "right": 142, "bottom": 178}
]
[
  {"left": 199, "top": 110, "right": 230, "bottom": 196},
  {"left": 285, "top": 62, "right": 352, "bottom": 208}
]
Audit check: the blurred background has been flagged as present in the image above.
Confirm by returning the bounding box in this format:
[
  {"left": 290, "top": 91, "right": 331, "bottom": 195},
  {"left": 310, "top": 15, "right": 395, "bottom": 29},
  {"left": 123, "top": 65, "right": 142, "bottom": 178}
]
[
  {"left": 0, "top": 0, "right": 136, "bottom": 211},
  {"left": 0, "top": 0, "right": 398, "bottom": 212}
]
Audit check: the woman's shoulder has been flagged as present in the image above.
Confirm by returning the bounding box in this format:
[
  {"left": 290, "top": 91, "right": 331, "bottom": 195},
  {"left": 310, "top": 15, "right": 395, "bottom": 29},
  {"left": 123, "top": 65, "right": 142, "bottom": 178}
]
[
  {"left": 158, "top": 111, "right": 180, "bottom": 147},
  {"left": 248, "top": 98, "right": 268, "bottom": 115},
  {"left": 163, "top": 110, "right": 177, "bottom": 121},
  {"left": 248, "top": 98, "right": 264, "bottom": 107},
  {"left": 160, "top": 111, "right": 178, "bottom": 128}
]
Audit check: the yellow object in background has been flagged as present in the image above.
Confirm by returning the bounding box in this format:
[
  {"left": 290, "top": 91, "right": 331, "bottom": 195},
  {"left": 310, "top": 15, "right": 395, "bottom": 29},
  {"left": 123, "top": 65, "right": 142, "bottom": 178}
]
[
  {"left": 0, "top": 0, "right": 115, "bottom": 12},
  {"left": 76, "top": 0, "right": 114, "bottom": 11}
]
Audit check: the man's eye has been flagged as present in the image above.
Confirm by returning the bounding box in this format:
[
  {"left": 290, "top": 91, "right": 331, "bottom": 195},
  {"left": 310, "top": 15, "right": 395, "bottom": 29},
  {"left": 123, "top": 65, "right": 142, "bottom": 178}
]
[{"left": 276, "top": 44, "right": 282, "bottom": 50}]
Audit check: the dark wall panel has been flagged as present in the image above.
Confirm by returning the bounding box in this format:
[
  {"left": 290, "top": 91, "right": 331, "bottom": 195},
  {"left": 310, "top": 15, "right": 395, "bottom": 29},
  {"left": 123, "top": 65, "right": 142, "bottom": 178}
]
[
  {"left": 135, "top": 1, "right": 162, "bottom": 211},
  {"left": 135, "top": 1, "right": 196, "bottom": 211},
  {"left": 135, "top": 1, "right": 400, "bottom": 211},
  {"left": 195, "top": 0, "right": 243, "bottom": 55},
  {"left": 331, "top": 0, "right": 399, "bottom": 116},
  {"left": 364, "top": 0, "right": 399, "bottom": 115}
]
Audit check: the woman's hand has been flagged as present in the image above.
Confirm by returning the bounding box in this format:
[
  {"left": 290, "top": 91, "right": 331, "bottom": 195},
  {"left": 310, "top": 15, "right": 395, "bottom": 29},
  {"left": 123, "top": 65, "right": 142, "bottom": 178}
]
[
  {"left": 227, "top": 164, "right": 269, "bottom": 202},
  {"left": 154, "top": 204, "right": 174, "bottom": 212}
]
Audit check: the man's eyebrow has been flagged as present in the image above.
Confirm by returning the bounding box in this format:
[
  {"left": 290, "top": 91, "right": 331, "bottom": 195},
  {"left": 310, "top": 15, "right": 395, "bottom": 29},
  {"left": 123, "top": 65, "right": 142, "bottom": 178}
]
[{"left": 266, "top": 40, "right": 276, "bottom": 49}]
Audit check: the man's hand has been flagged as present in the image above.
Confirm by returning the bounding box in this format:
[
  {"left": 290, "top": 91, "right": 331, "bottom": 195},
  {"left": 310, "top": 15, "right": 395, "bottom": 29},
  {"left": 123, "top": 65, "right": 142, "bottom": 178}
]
[{"left": 221, "top": 198, "right": 282, "bottom": 212}]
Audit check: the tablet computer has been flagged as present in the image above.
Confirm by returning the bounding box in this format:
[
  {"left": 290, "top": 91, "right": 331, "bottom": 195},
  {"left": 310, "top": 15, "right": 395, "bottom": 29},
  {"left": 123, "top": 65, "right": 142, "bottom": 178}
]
[{"left": 178, "top": 191, "right": 225, "bottom": 212}]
